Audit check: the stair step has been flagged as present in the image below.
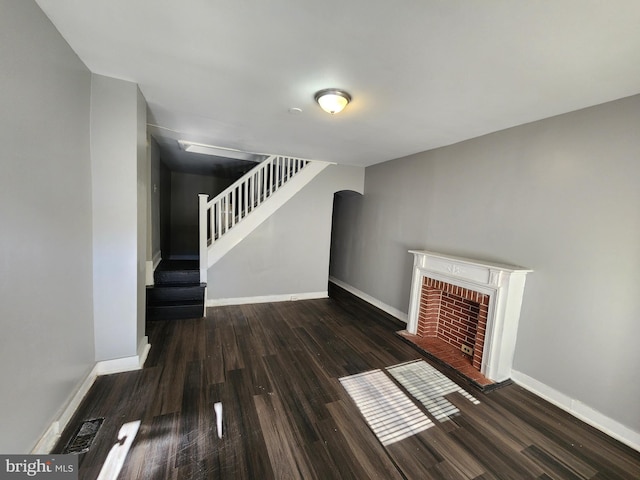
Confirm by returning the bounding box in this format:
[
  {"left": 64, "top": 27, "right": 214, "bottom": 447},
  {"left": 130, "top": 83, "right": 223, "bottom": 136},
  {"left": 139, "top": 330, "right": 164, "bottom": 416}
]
[
  {"left": 147, "top": 303, "right": 204, "bottom": 321},
  {"left": 148, "top": 260, "right": 205, "bottom": 321},
  {"left": 146, "top": 284, "right": 205, "bottom": 303},
  {"left": 154, "top": 269, "right": 200, "bottom": 285},
  {"left": 147, "top": 298, "right": 204, "bottom": 307}
]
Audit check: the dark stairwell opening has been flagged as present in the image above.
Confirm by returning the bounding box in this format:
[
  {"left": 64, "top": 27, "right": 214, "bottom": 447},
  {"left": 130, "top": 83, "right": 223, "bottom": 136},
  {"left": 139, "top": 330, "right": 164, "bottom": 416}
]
[{"left": 146, "top": 138, "right": 258, "bottom": 321}]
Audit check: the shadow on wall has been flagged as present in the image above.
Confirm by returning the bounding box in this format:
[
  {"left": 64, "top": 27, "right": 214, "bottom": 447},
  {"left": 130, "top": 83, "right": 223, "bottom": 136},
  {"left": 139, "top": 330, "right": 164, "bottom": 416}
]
[{"left": 162, "top": 169, "right": 235, "bottom": 260}]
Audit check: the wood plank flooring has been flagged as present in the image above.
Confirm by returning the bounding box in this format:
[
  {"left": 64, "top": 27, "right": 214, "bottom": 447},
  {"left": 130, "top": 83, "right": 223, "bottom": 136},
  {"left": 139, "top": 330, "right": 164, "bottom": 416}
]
[{"left": 53, "top": 285, "right": 640, "bottom": 479}]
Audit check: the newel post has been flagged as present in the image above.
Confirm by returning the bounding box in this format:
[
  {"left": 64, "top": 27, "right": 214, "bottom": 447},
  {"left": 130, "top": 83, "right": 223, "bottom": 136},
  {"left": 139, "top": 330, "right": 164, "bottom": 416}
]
[{"left": 198, "top": 194, "right": 209, "bottom": 283}]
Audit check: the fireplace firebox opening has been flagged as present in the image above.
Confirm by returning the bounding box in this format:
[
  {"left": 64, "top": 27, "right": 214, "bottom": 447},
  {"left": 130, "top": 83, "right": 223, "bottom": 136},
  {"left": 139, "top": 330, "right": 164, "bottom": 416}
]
[{"left": 418, "top": 277, "right": 490, "bottom": 371}]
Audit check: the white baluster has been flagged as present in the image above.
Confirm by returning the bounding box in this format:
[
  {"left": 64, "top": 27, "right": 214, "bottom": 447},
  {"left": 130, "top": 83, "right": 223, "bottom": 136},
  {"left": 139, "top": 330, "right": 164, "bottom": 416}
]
[
  {"left": 198, "top": 194, "right": 209, "bottom": 283},
  {"left": 200, "top": 155, "right": 319, "bottom": 250},
  {"left": 250, "top": 173, "right": 255, "bottom": 211},
  {"left": 230, "top": 189, "right": 235, "bottom": 227},
  {"left": 243, "top": 178, "right": 248, "bottom": 217},
  {"left": 261, "top": 163, "right": 267, "bottom": 203},
  {"left": 215, "top": 201, "right": 221, "bottom": 239}
]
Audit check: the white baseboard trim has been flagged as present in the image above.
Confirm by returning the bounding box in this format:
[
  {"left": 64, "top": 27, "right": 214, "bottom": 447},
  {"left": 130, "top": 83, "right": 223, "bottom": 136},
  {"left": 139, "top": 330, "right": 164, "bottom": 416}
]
[
  {"left": 511, "top": 369, "right": 640, "bottom": 452},
  {"left": 145, "top": 261, "right": 155, "bottom": 286},
  {"left": 31, "top": 337, "right": 150, "bottom": 454},
  {"left": 138, "top": 336, "right": 151, "bottom": 368},
  {"left": 328, "top": 276, "right": 408, "bottom": 323},
  {"left": 146, "top": 252, "right": 162, "bottom": 286},
  {"left": 206, "top": 291, "right": 328, "bottom": 307},
  {"left": 152, "top": 251, "right": 162, "bottom": 270},
  {"left": 30, "top": 365, "right": 98, "bottom": 454},
  {"left": 96, "top": 336, "right": 150, "bottom": 375}
]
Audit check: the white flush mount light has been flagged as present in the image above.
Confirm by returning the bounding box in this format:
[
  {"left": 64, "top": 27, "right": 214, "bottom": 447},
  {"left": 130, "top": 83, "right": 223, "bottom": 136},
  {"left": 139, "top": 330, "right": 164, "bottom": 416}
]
[
  {"left": 177, "top": 140, "right": 265, "bottom": 162},
  {"left": 314, "top": 89, "right": 351, "bottom": 115},
  {"left": 178, "top": 140, "right": 228, "bottom": 156}
]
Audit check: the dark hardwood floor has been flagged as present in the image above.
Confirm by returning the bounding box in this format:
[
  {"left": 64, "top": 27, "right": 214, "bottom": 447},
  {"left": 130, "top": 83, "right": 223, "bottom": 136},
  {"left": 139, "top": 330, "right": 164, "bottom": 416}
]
[{"left": 53, "top": 285, "right": 640, "bottom": 479}]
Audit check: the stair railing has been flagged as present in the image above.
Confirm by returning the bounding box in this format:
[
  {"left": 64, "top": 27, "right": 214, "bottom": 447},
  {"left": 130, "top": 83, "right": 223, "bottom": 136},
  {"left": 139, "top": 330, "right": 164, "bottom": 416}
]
[{"left": 199, "top": 155, "right": 311, "bottom": 280}]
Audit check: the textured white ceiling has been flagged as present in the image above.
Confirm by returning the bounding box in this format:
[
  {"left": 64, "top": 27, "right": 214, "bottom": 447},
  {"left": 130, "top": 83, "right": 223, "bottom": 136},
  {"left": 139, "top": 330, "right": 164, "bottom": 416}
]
[{"left": 36, "top": 0, "right": 640, "bottom": 167}]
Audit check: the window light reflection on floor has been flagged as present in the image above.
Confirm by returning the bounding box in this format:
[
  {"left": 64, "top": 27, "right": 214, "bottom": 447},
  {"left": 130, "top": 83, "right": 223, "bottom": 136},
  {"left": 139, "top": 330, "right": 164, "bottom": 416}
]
[
  {"left": 340, "top": 360, "right": 481, "bottom": 446},
  {"left": 214, "top": 402, "right": 223, "bottom": 439},
  {"left": 387, "top": 360, "right": 480, "bottom": 422},
  {"left": 339, "top": 369, "right": 434, "bottom": 445},
  {"left": 96, "top": 420, "right": 141, "bottom": 480}
]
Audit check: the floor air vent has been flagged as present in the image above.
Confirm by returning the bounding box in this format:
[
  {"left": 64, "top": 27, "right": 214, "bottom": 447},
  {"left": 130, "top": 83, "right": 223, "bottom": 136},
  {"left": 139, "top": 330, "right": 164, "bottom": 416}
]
[{"left": 62, "top": 418, "right": 104, "bottom": 454}]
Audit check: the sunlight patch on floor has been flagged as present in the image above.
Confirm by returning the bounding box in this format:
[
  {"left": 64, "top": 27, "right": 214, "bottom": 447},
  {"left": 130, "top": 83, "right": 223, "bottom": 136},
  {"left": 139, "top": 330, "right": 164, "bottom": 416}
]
[
  {"left": 339, "top": 369, "right": 434, "bottom": 445},
  {"left": 387, "top": 360, "right": 479, "bottom": 422}
]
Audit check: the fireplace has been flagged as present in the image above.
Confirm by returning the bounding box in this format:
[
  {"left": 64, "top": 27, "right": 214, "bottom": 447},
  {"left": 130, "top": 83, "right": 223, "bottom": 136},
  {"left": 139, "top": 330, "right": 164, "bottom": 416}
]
[{"left": 406, "top": 250, "right": 532, "bottom": 383}]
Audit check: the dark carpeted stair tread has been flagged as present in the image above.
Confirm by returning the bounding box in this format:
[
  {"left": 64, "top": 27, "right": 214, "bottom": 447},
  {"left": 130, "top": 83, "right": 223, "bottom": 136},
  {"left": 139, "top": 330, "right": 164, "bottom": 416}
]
[{"left": 147, "top": 262, "right": 205, "bottom": 321}]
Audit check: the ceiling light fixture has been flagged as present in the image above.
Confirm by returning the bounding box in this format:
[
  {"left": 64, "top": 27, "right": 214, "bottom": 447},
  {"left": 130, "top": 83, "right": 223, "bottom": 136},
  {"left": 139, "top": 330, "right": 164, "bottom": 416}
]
[
  {"left": 177, "top": 140, "right": 265, "bottom": 162},
  {"left": 314, "top": 89, "right": 351, "bottom": 115}
]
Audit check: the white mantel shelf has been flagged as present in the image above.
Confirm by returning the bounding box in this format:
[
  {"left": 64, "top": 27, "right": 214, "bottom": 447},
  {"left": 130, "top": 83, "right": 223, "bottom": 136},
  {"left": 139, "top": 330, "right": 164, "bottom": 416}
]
[{"left": 407, "top": 250, "right": 533, "bottom": 382}]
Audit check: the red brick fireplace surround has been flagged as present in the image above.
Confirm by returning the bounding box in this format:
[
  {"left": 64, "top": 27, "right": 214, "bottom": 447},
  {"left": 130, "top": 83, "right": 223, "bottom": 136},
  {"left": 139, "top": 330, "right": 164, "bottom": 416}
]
[{"left": 406, "top": 250, "right": 532, "bottom": 383}]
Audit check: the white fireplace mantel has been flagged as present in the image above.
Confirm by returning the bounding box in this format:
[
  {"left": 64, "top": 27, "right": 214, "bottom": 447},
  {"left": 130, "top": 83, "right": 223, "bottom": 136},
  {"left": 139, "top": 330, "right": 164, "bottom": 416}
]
[{"left": 407, "top": 250, "right": 532, "bottom": 382}]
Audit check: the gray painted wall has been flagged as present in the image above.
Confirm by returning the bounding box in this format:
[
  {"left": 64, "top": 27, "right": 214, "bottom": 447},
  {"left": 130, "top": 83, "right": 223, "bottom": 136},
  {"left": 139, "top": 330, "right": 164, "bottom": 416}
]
[
  {"left": 91, "top": 74, "right": 147, "bottom": 361},
  {"left": 159, "top": 160, "right": 173, "bottom": 258},
  {"left": 169, "top": 171, "right": 233, "bottom": 258},
  {"left": 149, "top": 137, "right": 162, "bottom": 263},
  {"left": 330, "top": 95, "right": 640, "bottom": 433},
  {"left": 208, "top": 164, "right": 364, "bottom": 299},
  {"left": 0, "top": 0, "right": 95, "bottom": 452},
  {"left": 136, "top": 86, "right": 148, "bottom": 349}
]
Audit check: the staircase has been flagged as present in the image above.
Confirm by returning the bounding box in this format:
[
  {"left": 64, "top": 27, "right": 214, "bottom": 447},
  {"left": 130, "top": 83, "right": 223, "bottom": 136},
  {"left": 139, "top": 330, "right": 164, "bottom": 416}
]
[
  {"left": 146, "top": 260, "right": 205, "bottom": 321},
  {"left": 198, "top": 154, "right": 331, "bottom": 281},
  {"left": 146, "top": 154, "right": 330, "bottom": 321}
]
